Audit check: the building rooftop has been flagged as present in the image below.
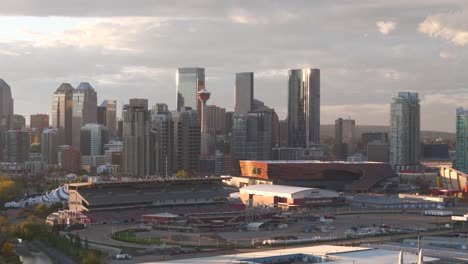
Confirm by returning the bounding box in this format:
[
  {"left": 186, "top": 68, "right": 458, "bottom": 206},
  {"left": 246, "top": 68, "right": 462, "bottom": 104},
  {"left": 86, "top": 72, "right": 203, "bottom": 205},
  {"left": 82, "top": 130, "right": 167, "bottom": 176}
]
[
  {"left": 151, "top": 245, "right": 437, "bottom": 264},
  {"left": 240, "top": 184, "right": 339, "bottom": 199},
  {"left": 245, "top": 160, "right": 385, "bottom": 165},
  {"left": 55, "top": 83, "right": 75, "bottom": 92},
  {"left": 76, "top": 82, "right": 95, "bottom": 91}
]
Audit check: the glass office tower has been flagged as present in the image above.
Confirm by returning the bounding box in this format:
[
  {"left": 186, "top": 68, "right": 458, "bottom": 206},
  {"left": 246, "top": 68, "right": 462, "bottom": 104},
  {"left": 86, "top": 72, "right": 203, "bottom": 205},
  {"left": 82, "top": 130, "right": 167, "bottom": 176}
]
[
  {"left": 287, "top": 68, "right": 320, "bottom": 148},
  {"left": 176, "top": 68, "right": 205, "bottom": 111}
]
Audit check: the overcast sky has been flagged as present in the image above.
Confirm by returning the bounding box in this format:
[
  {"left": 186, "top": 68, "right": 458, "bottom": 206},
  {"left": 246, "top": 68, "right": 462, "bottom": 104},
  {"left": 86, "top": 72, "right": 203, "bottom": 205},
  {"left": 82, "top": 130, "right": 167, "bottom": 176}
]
[{"left": 1, "top": 0, "right": 468, "bottom": 132}]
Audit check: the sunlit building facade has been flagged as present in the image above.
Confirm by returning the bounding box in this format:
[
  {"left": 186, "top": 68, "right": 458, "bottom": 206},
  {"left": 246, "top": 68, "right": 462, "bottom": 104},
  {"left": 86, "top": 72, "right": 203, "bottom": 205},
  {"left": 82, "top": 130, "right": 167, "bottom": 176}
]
[{"left": 287, "top": 68, "right": 320, "bottom": 148}]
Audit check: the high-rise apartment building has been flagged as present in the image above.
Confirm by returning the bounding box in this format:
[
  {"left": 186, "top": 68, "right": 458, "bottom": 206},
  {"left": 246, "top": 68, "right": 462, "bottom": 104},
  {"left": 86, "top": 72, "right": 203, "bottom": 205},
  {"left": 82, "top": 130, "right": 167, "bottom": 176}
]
[
  {"left": 172, "top": 108, "right": 200, "bottom": 174},
  {"left": 0, "top": 79, "right": 14, "bottom": 130},
  {"left": 176, "top": 68, "right": 205, "bottom": 111},
  {"left": 455, "top": 107, "right": 468, "bottom": 173},
  {"left": 6, "top": 130, "right": 30, "bottom": 163},
  {"left": 52, "top": 83, "right": 74, "bottom": 146},
  {"left": 235, "top": 72, "right": 254, "bottom": 115},
  {"left": 122, "top": 100, "right": 150, "bottom": 177},
  {"left": 287, "top": 68, "right": 320, "bottom": 148},
  {"left": 30, "top": 114, "right": 49, "bottom": 131},
  {"left": 41, "top": 128, "right": 59, "bottom": 165},
  {"left": 150, "top": 106, "right": 173, "bottom": 176},
  {"left": 80, "top": 124, "right": 109, "bottom": 156},
  {"left": 72, "top": 82, "right": 97, "bottom": 148},
  {"left": 99, "top": 100, "right": 117, "bottom": 138},
  {"left": 389, "top": 92, "right": 420, "bottom": 170}
]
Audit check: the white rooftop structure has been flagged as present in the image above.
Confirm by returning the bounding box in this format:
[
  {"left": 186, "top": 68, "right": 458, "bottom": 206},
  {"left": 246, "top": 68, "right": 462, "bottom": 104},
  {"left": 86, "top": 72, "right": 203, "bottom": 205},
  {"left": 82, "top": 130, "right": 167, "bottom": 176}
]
[
  {"left": 147, "top": 245, "right": 437, "bottom": 264},
  {"left": 240, "top": 184, "right": 339, "bottom": 199}
]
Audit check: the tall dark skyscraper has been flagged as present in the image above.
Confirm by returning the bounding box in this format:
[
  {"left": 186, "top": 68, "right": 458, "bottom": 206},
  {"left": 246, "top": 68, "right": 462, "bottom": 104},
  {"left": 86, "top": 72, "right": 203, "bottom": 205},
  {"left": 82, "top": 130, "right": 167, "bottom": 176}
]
[
  {"left": 176, "top": 68, "right": 205, "bottom": 111},
  {"left": 52, "top": 83, "right": 74, "bottom": 146},
  {"left": 99, "top": 100, "right": 117, "bottom": 139},
  {"left": 0, "top": 79, "right": 14, "bottom": 130},
  {"left": 235, "top": 72, "right": 254, "bottom": 115},
  {"left": 122, "top": 100, "right": 150, "bottom": 177},
  {"left": 172, "top": 108, "right": 200, "bottom": 174},
  {"left": 287, "top": 68, "right": 320, "bottom": 148},
  {"left": 150, "top": 104, "right": 173, "bottom": 176},
  {"left": 72, "top": 82, "right": 97, "bottom": 148}
]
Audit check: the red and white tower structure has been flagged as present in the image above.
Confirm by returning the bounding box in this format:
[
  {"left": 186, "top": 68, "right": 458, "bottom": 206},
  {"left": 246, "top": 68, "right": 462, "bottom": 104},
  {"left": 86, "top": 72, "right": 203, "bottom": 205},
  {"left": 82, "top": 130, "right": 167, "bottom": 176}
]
[{"left": 198, "top": 88, "right": 211, "bottom": 155}]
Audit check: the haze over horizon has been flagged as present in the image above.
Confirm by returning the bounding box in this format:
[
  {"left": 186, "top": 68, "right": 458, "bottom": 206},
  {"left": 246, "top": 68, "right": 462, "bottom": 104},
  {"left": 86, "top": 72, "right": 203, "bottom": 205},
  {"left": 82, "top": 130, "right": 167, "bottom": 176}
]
[{"left": 1, "top": 0, "right": 468, "bottom": 133}]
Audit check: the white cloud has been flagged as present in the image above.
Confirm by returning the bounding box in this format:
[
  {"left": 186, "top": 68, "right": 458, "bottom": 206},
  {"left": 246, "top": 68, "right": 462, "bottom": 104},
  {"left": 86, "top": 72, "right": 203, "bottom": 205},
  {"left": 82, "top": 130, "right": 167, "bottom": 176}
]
[
  {"left": 421, "top": 93, "right": 468, "bottom": 107},
  {"left": 418, "top": 11, "right": 468, "bottom": 46},
  {"left": 376, "top": 21, "right": 397, "bottom": 35},
  {"left": 384, "top": 71, "right": 401, "bottom": 80},
  {"left": 15, "top": 17, "right": 164, "bottom": 52},
  {"left": 439, "top": 50, "right": 453, "bottom": 59}
]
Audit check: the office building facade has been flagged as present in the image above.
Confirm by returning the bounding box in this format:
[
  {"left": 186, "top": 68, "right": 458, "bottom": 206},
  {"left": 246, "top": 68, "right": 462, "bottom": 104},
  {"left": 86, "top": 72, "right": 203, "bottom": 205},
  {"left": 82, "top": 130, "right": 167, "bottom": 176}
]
[
  {"left": 235, "top": 72, "right": 254, "bottom": 115},
  {"left": 287, "top": 68, "right": 320, "bottom": 148},
  {"left": 231, "top": 108, "right": 276, "bottom": 174},
  {"left": 361, "top": 132, "right": 388, "bottom": 155},
  {"left": 99, "top": 100, "right": 117, "bottom": 139},
  {"left": 80, "top": 124, "right": 109, "bottom": 156},
  {"left": 30, "top": 114, "right": 49, "bottom": 131},
  {"left": 6, "top": 130, "right": 30, "bottom": 163}
]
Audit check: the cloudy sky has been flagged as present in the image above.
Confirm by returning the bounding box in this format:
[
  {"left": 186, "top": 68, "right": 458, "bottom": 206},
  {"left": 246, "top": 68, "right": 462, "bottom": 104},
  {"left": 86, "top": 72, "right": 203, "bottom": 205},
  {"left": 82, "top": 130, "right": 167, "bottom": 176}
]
[{"left": 1, "top": 0, "right": 468, "bottom": 132}]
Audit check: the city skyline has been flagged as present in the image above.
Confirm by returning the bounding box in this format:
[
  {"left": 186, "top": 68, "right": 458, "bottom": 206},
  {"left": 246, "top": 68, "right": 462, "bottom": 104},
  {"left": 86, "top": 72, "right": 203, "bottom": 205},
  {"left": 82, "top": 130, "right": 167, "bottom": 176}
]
[{"left": 1, "top": 1, "right": 468, "bottom": 132}]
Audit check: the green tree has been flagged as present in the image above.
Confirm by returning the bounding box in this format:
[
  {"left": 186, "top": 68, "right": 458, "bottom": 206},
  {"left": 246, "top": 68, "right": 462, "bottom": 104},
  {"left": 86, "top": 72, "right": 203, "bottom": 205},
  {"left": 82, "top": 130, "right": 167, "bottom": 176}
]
[
  {"left": 1, "top": 242, "right": 15, "bottom": 256},
  {"left": 35, "top": 203, "right": 49, "bottom": 218},
  {"left": 0, "top": 180, "right": 19, "bottom": 204},
  {"left": 82, "top": 251, "right": 101, "bottom": 264},
  {"left": 175, "top": 170, "right": 189, "bottom": 178}
]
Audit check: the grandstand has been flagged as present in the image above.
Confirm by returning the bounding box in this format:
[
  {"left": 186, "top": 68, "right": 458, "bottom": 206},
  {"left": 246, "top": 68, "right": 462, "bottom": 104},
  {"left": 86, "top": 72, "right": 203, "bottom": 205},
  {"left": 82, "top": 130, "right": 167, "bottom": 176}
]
[
  {"left": 62, "top": 178, "right": 283, "bottom": 227},
  {"left": 68, "top": 178, "right": 228, "bottom": 212}
]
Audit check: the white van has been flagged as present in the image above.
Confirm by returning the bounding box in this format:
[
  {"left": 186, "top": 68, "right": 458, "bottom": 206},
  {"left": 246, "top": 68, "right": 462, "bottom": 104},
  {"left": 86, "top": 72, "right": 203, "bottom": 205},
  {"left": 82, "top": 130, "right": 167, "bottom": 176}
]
[{"left": 115, "top": 254, "right": 132, "bottom": 260}]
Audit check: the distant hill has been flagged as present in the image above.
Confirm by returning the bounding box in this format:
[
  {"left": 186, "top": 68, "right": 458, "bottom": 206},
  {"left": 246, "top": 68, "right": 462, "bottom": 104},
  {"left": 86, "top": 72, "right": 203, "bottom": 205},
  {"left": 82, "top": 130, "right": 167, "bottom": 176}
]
[{"left": 320, "top": 125, "right": 455, "bottom": 142}]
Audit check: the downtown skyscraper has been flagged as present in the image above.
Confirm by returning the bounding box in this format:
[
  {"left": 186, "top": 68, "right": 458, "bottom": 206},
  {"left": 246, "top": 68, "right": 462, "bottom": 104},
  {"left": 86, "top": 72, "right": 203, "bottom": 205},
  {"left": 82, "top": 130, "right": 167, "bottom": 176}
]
[
  {"left": 52, "top": 83, "right": 74, "bottom": 146},
  {"left": 99, "top": 100, "right": 117, "bottom": 138},
  {"left": 389, "top": 92, "right": 420, "bottom": 170},
  {"left": 176, "top": 67, "right": 205, "bottom": 112},
  {"left": 0, "top": 79, "right": 14, "bottom": 130},
  {"left": 235, "top": 72, "right": 254, "bottom": 115},
  {"left": 72, "top": 82, "right": 97, "bottom": 148},
  {"left": 122, "top": 99, "right": 150, "bottom": 177},
  {"left": 287, "top": 68, "right": 320, "bottom": 148},
  {"left": 41, "top": 128, "right": 59, "bottom": 165},
  {"left": 455, "top": 107, "right": 468, "bottom": 173},
  {"left": 0, "top": 79, "right": 14, "bottom": 161}
]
